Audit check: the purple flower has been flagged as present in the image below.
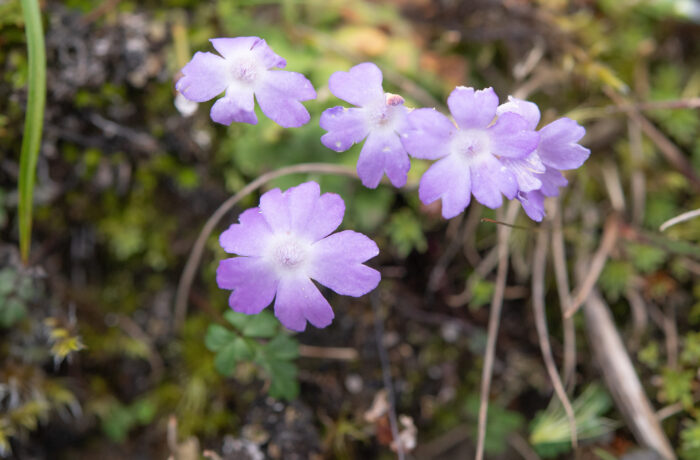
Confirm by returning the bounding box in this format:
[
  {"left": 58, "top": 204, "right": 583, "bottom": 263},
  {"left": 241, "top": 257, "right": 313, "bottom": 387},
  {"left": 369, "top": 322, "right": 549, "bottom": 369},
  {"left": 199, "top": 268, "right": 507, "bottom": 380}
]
[
  {"left": 216, "top": 181, "right": 381, "bottom": 332},
  {"left": 496, "top": 96, "right": 591, "bottom": 221},
  {"left": 320, "top": 63, "right": 411, "bottom": 188},
  {"left": 402, "top": 87, "right": 540, "bottom": 218},
  {"left": 176, "top": 37, "right": 316, "bottom": 128}
]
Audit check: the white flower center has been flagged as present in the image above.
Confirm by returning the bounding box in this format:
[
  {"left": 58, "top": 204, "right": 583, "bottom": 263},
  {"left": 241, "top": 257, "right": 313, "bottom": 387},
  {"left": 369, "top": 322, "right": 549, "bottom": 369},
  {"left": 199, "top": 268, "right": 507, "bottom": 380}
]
[
  {"left": 267, "top": 235, "right": 312, "bottom": 275},
  {"left": 366, "top": 93, "right": 405, "bottom": 130},
  {"left": 231, "top": 55, "right": 261, "bottom": 84},
  {"left": 452, "top": 130, "right": 492, "bottom": 161}
]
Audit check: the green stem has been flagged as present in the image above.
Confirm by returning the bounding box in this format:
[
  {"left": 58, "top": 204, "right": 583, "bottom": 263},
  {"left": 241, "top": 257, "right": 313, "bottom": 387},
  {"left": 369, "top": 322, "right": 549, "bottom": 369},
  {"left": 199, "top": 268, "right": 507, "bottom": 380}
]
[{"left": 18, "top": 0, "right": 47, "bottom": 264}]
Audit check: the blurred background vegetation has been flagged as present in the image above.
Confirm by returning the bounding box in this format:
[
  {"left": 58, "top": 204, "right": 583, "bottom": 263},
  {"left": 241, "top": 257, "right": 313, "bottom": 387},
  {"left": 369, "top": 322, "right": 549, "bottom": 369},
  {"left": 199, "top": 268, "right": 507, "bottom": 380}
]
[{"left": 1, "top": 0, "right": 700, "bottom": 458}]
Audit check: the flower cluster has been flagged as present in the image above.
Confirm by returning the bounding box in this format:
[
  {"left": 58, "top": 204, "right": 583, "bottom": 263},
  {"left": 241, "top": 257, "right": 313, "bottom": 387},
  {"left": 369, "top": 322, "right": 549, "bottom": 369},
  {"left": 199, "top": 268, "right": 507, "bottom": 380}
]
[{"left": 178, "top": 37, "right": 590, "bottom": 331}]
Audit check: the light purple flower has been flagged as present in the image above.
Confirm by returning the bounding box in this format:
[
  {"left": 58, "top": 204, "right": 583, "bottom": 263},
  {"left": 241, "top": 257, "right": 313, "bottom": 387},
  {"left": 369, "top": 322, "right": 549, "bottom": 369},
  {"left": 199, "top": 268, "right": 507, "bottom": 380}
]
[
  {"left": 216, "top": 181, "right": 381, "bottom": 332},
  {"left": 176, "top": 37, "right": 316, "bottom": 127},
  {"left": 496, "top": 96, "right": 590, "bottom": 221},
  {"left": 320, "top": 63, "right": 411, "bottom": 188},
  {"left": 402, "top": 87, "right": 540, "bottom": 218}
]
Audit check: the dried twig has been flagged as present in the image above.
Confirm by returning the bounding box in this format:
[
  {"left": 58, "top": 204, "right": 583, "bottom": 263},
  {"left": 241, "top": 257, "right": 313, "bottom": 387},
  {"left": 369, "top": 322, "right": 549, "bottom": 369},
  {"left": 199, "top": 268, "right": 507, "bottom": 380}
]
[
  {"left": 446, "top": 246, "right": 499, "bottom": 307},
  {"left": 659, "top": 208, "right": 700, "bottom": 232},
  {"left": 625, "top": 288, "right": 649, "bottom": 351},
  {"left": 298, "top": 345, "right": 358, "bottom": 361},
  {"left": 173, "top": 163, "right": 358, "bottom": 331},
  {"left": 565, "top": 214, "right": 620, "bottom": 318},
  {"left": 579, "top": 285, "right": 675, "bottom": 460},
  {"left": 547, "top": 199, "right": 576, "bottom": 388},
  {"left": 604, "top": 88, "right": 700, "bottom": 192},
  {"left": 428, "top": 213, "right": 466, "bottom": 292},
  {"left": 532, "top": 223, "right": 578, "bottom": 452},
  {"left": 475, "top": 201, "right": 519, "bottom": 460},
  {"left": 571, "top": 97, "right": 700, "bottom": 121},
  {"left": 508, "top": 432, "right": 543, "bottom": 460},
  {"left": 371, "top": 292, "right": 405, "bottom": 460},
  {"left": 628, "top": 119, "right": 646, "bottom": 226},
  {"left": 647, "top": 300, "right": 679, "bottom": 370}
]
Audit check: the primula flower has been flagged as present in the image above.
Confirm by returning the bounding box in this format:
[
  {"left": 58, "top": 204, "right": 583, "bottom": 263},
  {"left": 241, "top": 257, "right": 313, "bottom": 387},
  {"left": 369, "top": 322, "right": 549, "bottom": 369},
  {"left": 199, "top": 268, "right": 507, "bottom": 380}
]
[
  {"left": 402, "top": 87, "right": 540, "bottom": 218},
  {"left": 496, "top": 96, "right": 590, "bottom": 221},
  {"left": 320, "top": 63, "right": 411, "bottom": 188},
  {"left": 176, "top": 37, "right": 316, "bottom": 127},
  {"left": 216, "top": 181, "right": 381, "bottom": 332}
]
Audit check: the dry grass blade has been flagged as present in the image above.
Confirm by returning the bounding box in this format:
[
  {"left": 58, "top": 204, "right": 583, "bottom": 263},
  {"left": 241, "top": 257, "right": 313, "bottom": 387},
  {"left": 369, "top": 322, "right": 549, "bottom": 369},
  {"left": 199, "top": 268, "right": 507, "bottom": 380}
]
[
  {"left": 532, "top": 223, "right": 578, "bottom": 452},
  {"left": 659, "top": 208, "right": 700, "bottom": 232},
  {"left": 565, "top": 214, "right": 620, "bottom": 318},
  {"left": 548, "top": 199, "right": 576, "bottom": 388},
  {"left": 475, "top": 201, "right": 519, "bottom": 460}
]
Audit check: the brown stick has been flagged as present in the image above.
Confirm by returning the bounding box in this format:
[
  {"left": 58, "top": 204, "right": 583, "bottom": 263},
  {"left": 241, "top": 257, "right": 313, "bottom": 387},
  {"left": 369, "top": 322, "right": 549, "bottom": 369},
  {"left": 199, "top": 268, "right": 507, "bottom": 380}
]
[
  {"left": 532, "top": 223, "right": 578, "bottom": 452},
  {"left": 565, "top": 214, "right": 620, "bottom": 318},
  {"left": 474, "top": 201, "right": 519, "bottom": 460},
  {"left": 604, "top": 88, "right": 700, "bottom": 193},
  {"left": 548, "top": 199, "right": 576, "bottom": 388},
  {"left": 173, "top": 163, "right": 358, "bottom": 331},
  {"left": 579, "top": 284, "right": 675, "bottom": 459}
]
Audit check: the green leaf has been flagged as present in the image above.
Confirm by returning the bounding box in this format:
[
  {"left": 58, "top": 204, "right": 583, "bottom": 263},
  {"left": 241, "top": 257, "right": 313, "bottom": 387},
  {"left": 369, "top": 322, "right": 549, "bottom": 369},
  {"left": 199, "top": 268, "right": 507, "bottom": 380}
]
[
  {"left": 18, "top": 0, "right": 46, "bottom": 264},
  {"left": 262, "top": 334, "right": 299, "bottom": 360},
  {"left": 204, "top": 324, "right": 236, "bottom": 352},
  {"left": 680, "top": 418, "right": 700, "bottom": 460},
  {"left": 214, "top": 337, "right": 253, "bottom": 376},
  {"left": 599, "top": 261, "right": 632, "bottom": 302},
  {"left": 265, "top": 359, "right": 299, "bottom": 400},
  {"left": 627, "top": 243, "right": 667, "bottom": 274},
  {"left": 681, "top": 332, "right": 700, "bottom": 366},
  {"left": 223, "top": 310, "right": 251, "bottom": 331},
  {"left": 386, "top": 208, "right": 427, "bottom": 258},
  {"left": 530, "top": 385, "right": 616, "bottom": 458},
  {"left": 0, "top": 298, "right": 27, "bottom": 328},
  {"left": 661, "top": 368, "right": 694, "bottom": 408},
  {"left": 241, "top": 311, "right": 278, "bottom": 338}
]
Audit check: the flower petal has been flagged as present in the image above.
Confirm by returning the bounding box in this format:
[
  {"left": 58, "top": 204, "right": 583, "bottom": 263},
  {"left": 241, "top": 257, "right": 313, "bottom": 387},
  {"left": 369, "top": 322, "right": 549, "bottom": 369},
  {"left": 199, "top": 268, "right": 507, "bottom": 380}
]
[
  {"left": 320, "top": 106, "right": 370, "bottom": 152},
  {"left": 447, "top": 87, "right": 499, "bottom": 130},
  {"left": 357, "top": 130, "right": 410, "bottom": 188},
  {"left": 518, "top": 191, "right": 546, "bottom": 222},
  {"left": 403, "top": 108, "right": 454, "bottom": 160},
  {"left": 419, "top": 155, "right": 472, "bottom": 219},
  {"left": 210, "top": 87, "right": 257, "bottom": 125},
  {"left": 286, "top": 181, "right": 321, "bottom": 236},
  {"left": 211, "top": 37, "right": 258, "bottom": 57},
  {"left": 488, "top": 112, "right": 540, "bottom": 159},
  {"left": 256, "top": 70, "right": 316, "bottom": 127},
  {"left": 496, "top": 96, "right": 541, "bottom": 130},
  {"left": 501, "top": 153, "right": 545, "bottom": 193},
  {"left": 259, "top": 188, "right": 290, "bottom": 232},
  {"left": 274, "top": 276, "right": 334, "bottom": 331},
  {"left": 220, "top": 208, "right": 272, "bottom": 256},
  {"left": 539, "top": 167, "right": 568, "bottom": 197},
  {"left": 537, "top": 118, "right": 590, "bottom": 170},
  {"left": 309, "top": 230, "right": 381, "bottom": 296},
  {"left": 176, "top": 51, "right": 230, "bottom": 102},
  {"left": 328, "top": 62, "right": 384, "bottom": 107},
  {"left": 304, "top": 192, "right": 345, "bottom": 242},
  {"left": 217, "top": 257, "right": 278, "bottom": 314},
  {"left": 471, "top": 155, "right": 518, "bottom": 208}
]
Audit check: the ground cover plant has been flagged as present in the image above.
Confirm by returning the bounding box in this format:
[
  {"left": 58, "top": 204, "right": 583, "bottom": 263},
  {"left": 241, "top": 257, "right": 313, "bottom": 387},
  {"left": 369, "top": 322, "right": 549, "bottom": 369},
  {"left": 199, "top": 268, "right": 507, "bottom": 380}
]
[{"left": 1, "top": 0, "right": 700, "bottom": 458}]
